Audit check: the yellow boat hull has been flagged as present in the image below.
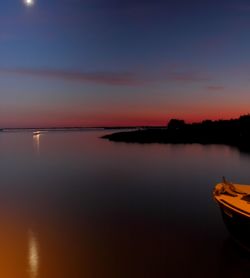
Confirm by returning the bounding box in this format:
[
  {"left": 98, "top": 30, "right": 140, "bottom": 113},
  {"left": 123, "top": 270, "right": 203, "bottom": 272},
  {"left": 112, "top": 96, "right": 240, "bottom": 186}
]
[{"left": 214, "top": 183, "right": 250, "bottom": 251}]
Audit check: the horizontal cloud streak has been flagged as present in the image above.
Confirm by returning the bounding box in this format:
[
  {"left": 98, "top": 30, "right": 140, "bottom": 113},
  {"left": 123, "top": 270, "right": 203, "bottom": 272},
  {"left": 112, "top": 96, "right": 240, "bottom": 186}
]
[
  {"left": 165, "top": 71, "right": 211, "bottom": 83},
  {"left": 207, "top": 86, "right": 225, "bottom": 90},
  {"left": 0, "top": 68, "right": 144, "bottom": 86},
  {"left": 0, "top": 67, "right": 212, "bottom": 86}
]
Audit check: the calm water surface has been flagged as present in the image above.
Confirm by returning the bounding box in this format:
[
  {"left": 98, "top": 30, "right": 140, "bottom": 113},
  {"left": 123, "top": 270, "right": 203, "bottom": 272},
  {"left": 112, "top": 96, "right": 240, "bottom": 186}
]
[{"left": 0, "top": 130, "right": 250, "bottom": 277}]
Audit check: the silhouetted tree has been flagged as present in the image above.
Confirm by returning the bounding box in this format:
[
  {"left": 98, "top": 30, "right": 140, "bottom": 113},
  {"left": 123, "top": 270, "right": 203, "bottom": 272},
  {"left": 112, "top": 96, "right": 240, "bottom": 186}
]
[
  {"left": 167, "top": 119, "right": 186, "bottom": 130},
  {"left": 202, "top": 120, "right": 213, "bottom": 125},
  {"left": 239, "top": 114, "right": 250, "bottom": 124}
]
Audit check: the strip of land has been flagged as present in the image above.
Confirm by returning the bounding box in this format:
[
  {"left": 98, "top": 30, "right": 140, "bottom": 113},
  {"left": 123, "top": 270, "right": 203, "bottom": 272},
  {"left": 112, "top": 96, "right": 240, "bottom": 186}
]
[{"left": 102, "top": 115, "right": 250, "bottom": 152}]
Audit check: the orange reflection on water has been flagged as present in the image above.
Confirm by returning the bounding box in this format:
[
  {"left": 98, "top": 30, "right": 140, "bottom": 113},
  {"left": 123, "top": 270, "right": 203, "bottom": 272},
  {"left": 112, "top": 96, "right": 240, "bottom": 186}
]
[{"left": 28, "top": 231, "right": 39, "bottom": 278}]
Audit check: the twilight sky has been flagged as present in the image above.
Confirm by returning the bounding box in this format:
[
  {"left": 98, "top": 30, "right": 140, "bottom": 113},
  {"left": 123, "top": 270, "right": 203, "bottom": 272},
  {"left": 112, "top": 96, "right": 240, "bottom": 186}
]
[{"left": 1, "top": 0, "right": 250, "bottom": 127}]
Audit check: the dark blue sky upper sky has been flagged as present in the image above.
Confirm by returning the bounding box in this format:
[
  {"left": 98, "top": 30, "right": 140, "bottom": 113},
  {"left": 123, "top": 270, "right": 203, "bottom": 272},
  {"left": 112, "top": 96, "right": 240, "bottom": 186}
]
[{"left": 1, "top": 0, "right": 250, "bottom": 127}]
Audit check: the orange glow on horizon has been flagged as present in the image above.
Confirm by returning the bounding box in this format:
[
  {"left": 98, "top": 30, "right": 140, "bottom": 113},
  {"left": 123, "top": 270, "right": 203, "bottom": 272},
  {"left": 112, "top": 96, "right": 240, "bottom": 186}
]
[{"left": 1, "top": 108, "right": 250, "bottom": 128}]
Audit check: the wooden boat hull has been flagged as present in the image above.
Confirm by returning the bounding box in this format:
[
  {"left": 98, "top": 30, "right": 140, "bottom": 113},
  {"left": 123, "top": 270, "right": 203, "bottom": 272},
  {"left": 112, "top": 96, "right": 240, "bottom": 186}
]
[
  {"left": 214, "top": 182, "right": 250, "bottom": 251},
  {"left": 218, "top": 201, "right": 250, "bottom": 251}
]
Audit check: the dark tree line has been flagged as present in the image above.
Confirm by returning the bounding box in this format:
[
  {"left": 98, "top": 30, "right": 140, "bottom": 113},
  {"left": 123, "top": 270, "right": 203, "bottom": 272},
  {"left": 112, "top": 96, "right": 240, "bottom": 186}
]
[{"left": 103, "top": 114, "right": 250, "bottom": 152}]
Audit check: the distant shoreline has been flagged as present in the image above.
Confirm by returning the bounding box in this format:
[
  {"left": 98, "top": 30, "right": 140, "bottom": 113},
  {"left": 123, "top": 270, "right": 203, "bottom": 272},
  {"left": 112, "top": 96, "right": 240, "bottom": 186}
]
[
  {"left": 102, "top": 114, "right": 250, "bottom": 153},
  {"left": 0, "top": 126, "right": 163, "bottom": 132}
]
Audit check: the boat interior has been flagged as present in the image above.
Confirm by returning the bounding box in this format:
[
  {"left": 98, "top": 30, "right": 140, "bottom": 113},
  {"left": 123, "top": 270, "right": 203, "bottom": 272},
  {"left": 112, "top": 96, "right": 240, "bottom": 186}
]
[{"left": 214, "top": 178, "right": 250, "bottom": 218}]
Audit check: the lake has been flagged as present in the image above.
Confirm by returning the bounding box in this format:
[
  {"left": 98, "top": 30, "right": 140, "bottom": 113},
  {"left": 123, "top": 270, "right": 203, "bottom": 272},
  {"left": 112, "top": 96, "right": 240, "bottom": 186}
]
[{"left": 0, "top": 130, "right": 249, "bottom": 278}]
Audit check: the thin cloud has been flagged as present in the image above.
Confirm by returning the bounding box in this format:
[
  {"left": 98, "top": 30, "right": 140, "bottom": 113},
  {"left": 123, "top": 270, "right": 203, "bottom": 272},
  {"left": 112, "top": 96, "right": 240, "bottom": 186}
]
[
  {"left": 165, "top": 71, "right": 211, "bottom": 83},
  {"left": 0, "top": 68, "right": 145, "bottom": 86},
  {"left": 207, "top": 86, "right": 225, "bottom": 91},
  {"left": 0, "top": 67, "right": 212, "bottom": 86}
]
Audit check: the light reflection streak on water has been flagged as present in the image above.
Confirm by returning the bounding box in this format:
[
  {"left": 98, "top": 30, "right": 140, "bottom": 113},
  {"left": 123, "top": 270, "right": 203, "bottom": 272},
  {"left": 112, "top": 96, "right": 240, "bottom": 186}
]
[
  {"left": 28, "top": 231, "right": 39, "bottom": 278},
  {"left": 33, "top": 134, "right": 40, "bottom": 155}
]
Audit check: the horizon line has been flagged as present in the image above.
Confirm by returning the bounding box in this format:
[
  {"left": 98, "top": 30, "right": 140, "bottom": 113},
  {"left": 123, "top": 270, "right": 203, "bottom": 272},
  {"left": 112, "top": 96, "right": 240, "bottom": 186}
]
[
  {"left": 2, "top": 113, "right": 250, "bottom": 130},
  {"left": 1, "top": 125, "right": 166, "bottom": 130}
]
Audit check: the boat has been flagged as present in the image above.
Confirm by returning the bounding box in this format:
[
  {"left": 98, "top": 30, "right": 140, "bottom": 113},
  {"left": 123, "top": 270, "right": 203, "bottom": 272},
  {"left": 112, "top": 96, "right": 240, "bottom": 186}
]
[
  {"left": 33, "top": 131, "right": 41, "bottom": 136},
  {"left": 213, "top": 177, "right": 250, "bottom": 251}
]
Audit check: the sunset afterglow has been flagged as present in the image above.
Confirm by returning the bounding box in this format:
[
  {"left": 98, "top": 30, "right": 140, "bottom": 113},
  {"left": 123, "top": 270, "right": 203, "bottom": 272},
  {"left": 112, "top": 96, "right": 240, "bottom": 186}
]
[{"left": 1, "top": 0, "right": 250, "bottom": 127}]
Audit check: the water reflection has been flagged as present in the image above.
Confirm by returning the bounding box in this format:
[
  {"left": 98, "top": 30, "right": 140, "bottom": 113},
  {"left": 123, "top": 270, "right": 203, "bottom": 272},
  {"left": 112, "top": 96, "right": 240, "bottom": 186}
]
[
  {"left": 218, "top": 238, "right": 250, "bottom": 277},
  {"left": 0, "top": 131, "right": 249, "bottom": 277},
  {"left": 28, "top": 231, "right": 39, "bottom": 278},
  {"left": 33, "top": 133, "right": 41, "bottom": 155}
]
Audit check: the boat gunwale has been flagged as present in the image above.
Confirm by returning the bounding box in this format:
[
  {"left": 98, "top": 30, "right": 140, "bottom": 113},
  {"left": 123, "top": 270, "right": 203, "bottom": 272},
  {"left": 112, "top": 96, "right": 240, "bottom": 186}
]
[{"left": 214, "top": 196, "right": 250, "bottom": 218}]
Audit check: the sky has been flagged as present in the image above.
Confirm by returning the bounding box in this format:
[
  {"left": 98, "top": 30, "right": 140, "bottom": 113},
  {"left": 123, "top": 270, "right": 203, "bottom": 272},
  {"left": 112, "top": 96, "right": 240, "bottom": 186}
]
[{"left": 1, "top": 0, "right": 250, "bottom": 127}]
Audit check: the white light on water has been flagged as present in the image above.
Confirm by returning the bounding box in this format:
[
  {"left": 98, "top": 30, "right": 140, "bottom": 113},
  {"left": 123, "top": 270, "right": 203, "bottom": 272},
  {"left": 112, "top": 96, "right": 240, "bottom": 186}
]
[{"left": 33, "top": 133, "right": 41, "bottom": 155}]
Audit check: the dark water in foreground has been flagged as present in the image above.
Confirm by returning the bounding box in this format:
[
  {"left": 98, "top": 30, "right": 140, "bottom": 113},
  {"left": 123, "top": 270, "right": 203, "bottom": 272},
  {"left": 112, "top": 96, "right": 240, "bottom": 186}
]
[{"left": 0, "top": 130, "right": 250, "bottom": 277}]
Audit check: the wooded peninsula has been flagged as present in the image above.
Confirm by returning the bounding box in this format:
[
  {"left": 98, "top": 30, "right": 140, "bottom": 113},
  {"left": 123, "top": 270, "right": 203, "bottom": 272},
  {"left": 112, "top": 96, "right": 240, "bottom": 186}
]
[{"left": 102, "top": 114, "right": 250, "bottom": 152}]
